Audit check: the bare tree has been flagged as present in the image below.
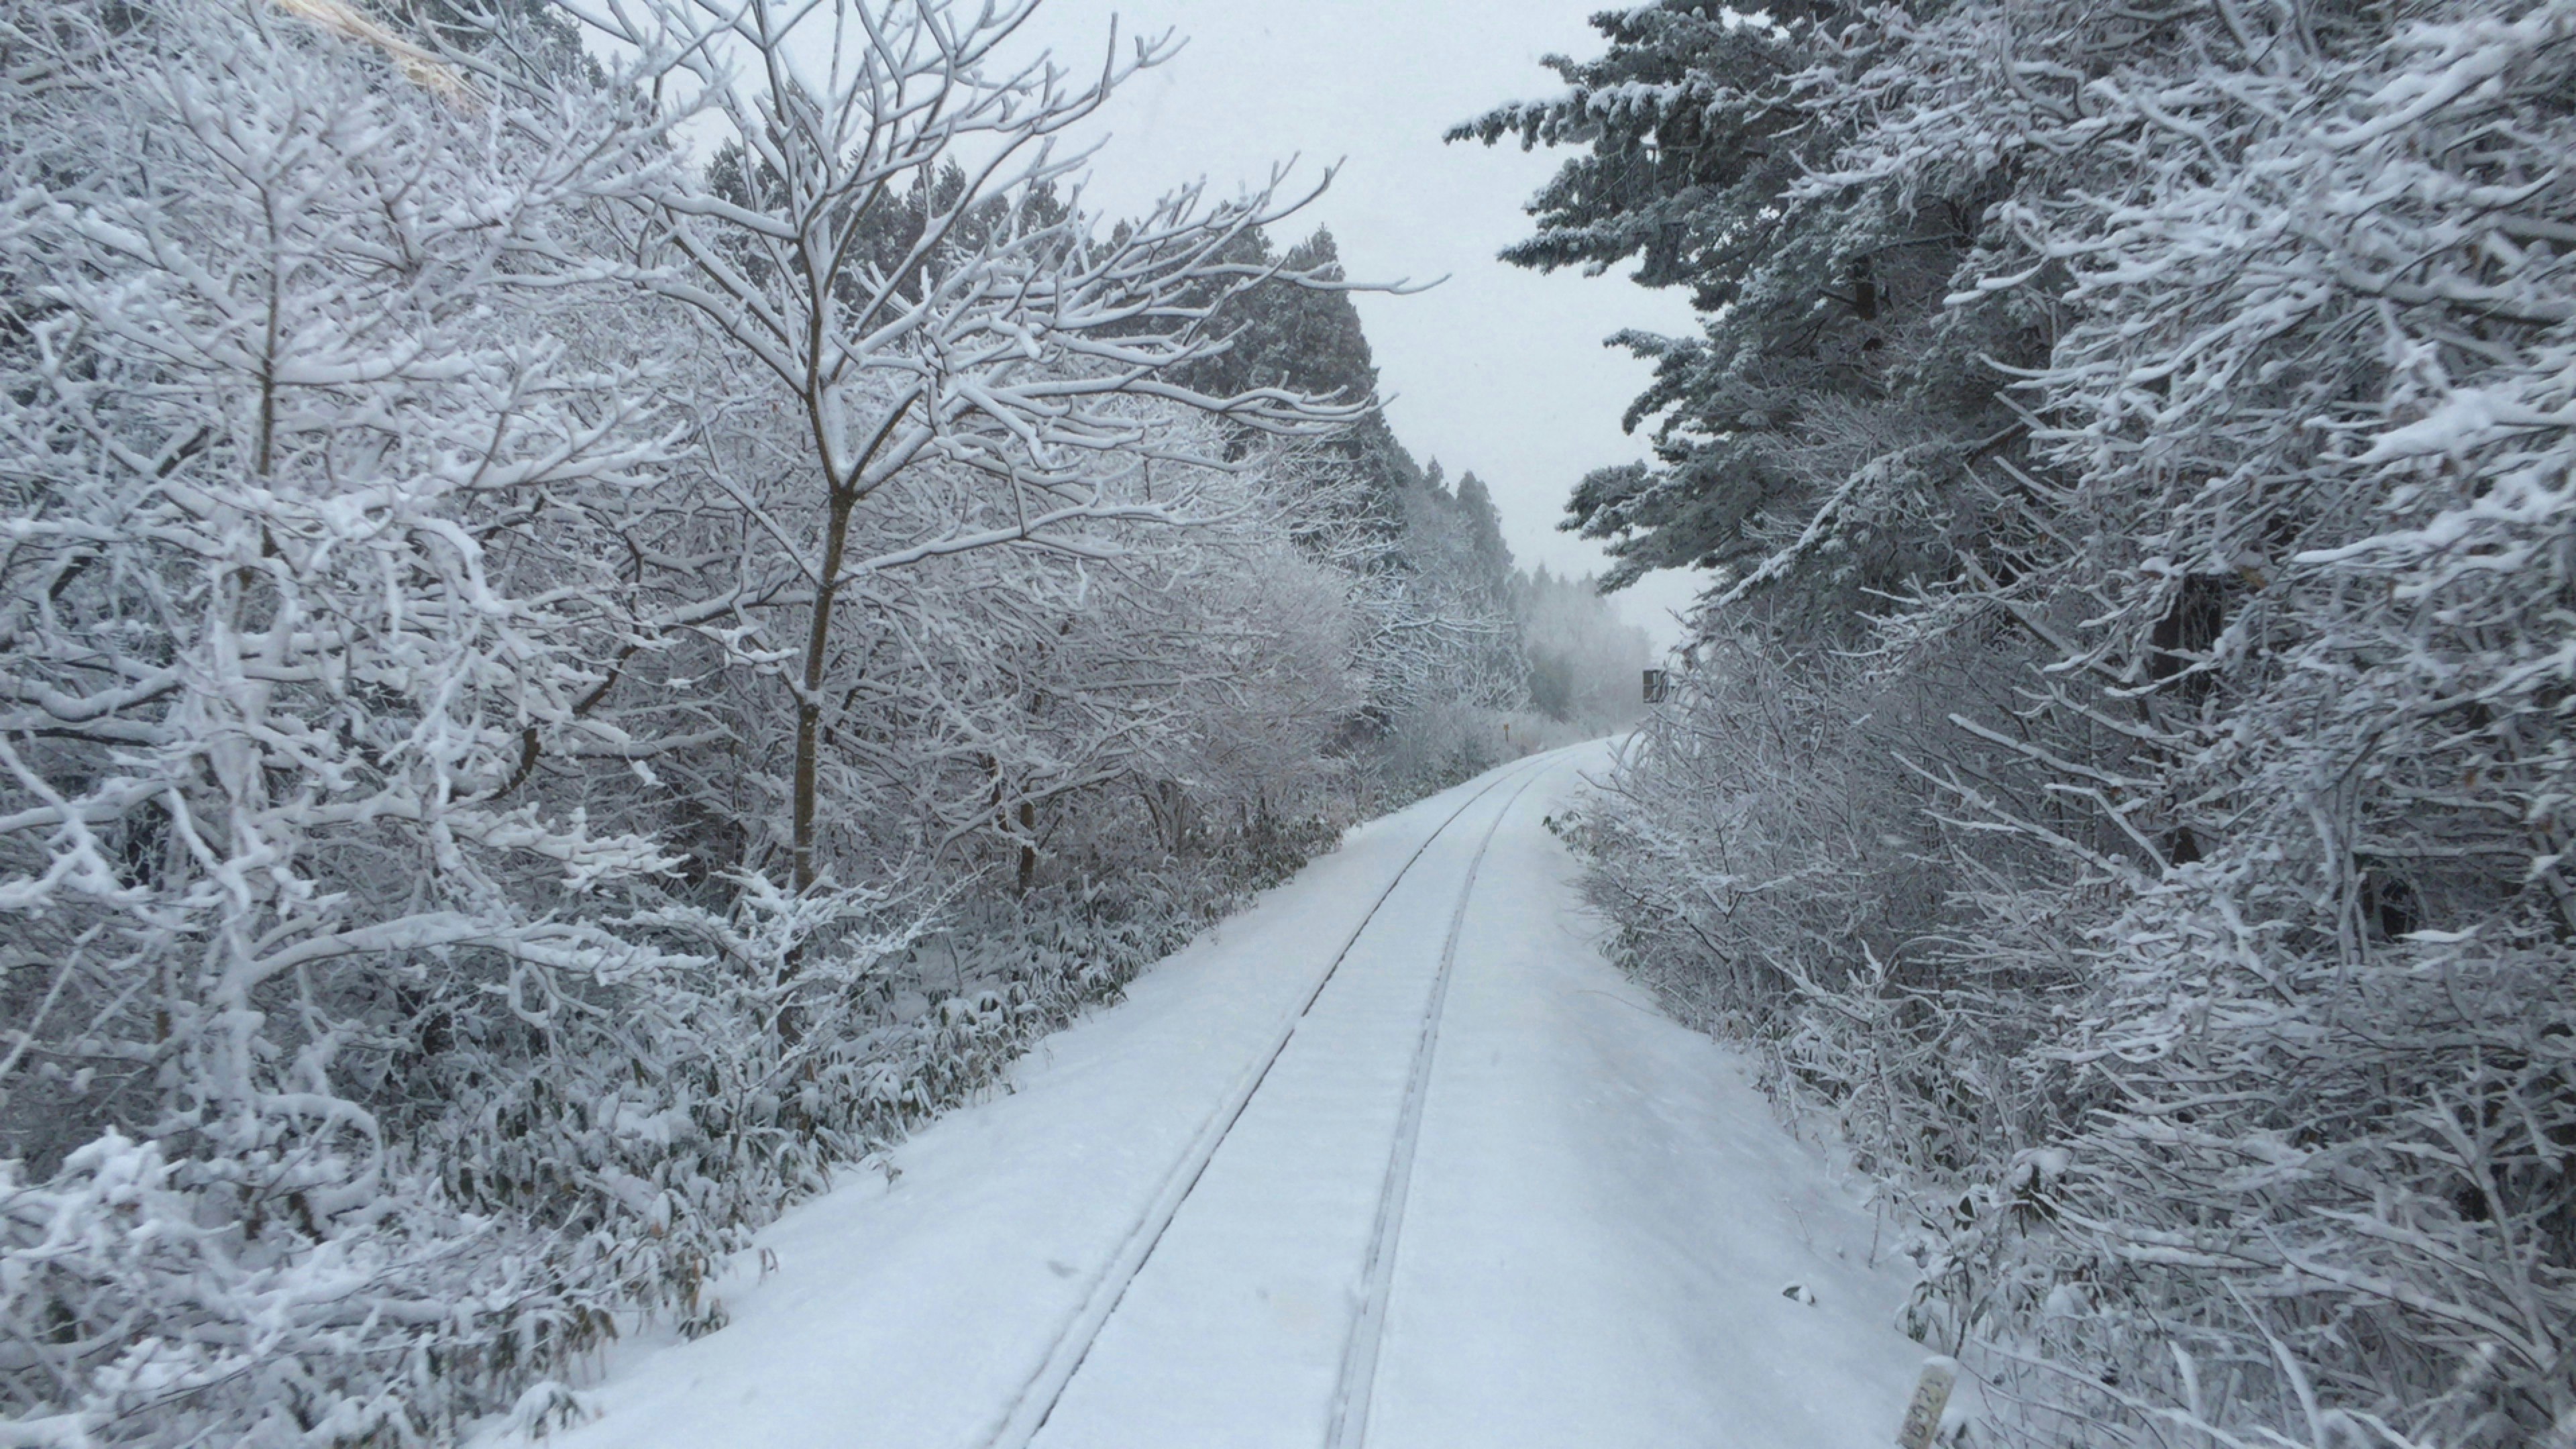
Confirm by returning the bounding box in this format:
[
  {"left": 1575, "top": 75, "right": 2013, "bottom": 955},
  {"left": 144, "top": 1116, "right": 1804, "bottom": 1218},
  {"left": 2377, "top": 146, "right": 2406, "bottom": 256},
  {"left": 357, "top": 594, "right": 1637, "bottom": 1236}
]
[{"left": 536, "top": 0, "right": 1365, "bottom": 901}]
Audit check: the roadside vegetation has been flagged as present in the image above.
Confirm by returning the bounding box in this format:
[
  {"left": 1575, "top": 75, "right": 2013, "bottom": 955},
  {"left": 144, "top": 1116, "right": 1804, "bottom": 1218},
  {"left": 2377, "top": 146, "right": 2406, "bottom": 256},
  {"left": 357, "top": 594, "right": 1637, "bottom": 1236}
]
[
  {"left": 0, "top": 1, "right": 1646, "bottom": 1440},
  {"left": 1464, "top": 1, "right": 2576, "bottom": 1442}
]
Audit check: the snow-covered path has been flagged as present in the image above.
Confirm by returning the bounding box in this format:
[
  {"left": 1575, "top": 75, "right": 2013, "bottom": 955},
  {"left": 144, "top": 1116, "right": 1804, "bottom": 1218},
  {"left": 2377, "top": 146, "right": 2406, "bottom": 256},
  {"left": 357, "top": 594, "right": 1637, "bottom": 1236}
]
[{"left": 497, "top": 745, "right": 1931, "bottom": 1449}]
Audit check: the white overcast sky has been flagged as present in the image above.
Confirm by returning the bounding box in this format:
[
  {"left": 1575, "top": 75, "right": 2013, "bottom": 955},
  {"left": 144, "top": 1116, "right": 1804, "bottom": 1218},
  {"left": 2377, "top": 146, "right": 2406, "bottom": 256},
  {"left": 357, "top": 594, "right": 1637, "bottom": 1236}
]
[{"left": 990, "top": 1, "right": 1708, "bottom": 647}]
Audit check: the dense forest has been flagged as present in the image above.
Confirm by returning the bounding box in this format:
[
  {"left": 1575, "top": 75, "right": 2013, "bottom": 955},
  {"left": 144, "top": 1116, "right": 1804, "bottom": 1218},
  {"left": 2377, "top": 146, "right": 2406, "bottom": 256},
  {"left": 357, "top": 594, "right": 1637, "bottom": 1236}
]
[
  {"left": 1458, "top": 0, "right": 2576, "bottom": 1444},
  {"left": 17, "top": 0, "right": 2564, "bottom": 1442},
  {"left": 0, "top": 1, "right": 1644, "bottom": 1440}
]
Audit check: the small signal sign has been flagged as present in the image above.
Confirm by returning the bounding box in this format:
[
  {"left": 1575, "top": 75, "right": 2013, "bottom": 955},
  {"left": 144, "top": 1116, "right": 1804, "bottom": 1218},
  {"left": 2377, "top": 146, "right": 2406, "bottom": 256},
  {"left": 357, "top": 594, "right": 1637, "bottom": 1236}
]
[{"left": 1896, "top": 1359, "right": 1958, "bottom": 1449}]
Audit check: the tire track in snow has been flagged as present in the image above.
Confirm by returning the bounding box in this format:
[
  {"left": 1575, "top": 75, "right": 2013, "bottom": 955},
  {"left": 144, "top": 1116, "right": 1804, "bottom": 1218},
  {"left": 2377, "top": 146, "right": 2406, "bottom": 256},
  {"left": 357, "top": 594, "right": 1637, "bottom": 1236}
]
[
  {"left": 1325, "top": 759, "right": 1558, "bottom": 1449},
  {"left": 978, "top": 753, "right": 1560, "bottom": 1449}
]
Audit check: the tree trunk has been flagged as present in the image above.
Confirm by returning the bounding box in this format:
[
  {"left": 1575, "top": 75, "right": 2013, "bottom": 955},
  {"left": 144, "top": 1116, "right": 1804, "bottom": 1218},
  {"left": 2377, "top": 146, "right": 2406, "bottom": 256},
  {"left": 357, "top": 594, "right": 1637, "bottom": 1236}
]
[
  {"left": 791, "top": 486, "right": 858, "bottom": 896},
  {"left": 1016, "top": 798, "right": 1037, "bottom": 895}
]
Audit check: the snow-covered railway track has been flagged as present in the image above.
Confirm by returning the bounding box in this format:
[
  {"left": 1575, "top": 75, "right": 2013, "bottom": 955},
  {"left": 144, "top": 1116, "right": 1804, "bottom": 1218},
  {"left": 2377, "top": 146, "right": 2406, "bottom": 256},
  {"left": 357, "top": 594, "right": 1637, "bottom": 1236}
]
[
  {"left": 500, "top": 738, "right": 1933, "bottom": 1449},
  {"left": 980, "top": 754, "right": 1560, "bottom": 1449},
  {"left": 1323, "top": 761, "right": 1551, "bottom": 1449}
]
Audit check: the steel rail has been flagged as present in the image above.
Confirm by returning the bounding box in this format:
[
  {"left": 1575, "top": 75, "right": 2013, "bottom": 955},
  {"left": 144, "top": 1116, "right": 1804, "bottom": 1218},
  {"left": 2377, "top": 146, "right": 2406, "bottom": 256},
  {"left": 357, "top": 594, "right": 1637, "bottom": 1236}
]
[
  {"left": 1324, "top": 758, "right": 1558, "bottom": 1449},
  {"left": 978, "top": 752, "right": 1560, "bottom": 1449}
]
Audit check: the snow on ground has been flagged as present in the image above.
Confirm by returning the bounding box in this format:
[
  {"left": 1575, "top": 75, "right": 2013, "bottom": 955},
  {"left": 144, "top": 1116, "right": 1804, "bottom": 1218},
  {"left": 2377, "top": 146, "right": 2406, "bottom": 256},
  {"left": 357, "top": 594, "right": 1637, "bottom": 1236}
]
[{"left": 484, "top": 744, "right": 1931, "bottom": 1449}]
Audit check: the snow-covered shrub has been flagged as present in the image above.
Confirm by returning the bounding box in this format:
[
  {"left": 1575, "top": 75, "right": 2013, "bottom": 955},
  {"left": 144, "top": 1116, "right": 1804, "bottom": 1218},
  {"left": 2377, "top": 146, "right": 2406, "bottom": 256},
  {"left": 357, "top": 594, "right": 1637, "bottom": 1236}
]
[
  {"left": 0, "top": 0, "right": 736, "bottom": 1436},
  {"left": 1572, "top": 625, "right": 2067, "bottom": 1177}
]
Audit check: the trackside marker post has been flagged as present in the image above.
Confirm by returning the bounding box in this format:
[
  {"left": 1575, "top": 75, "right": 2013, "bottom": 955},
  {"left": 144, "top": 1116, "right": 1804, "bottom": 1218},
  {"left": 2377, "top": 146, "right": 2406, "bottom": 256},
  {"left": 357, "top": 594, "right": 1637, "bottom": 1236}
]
[{"left": 1897, "top": 1358, "right": 1958, "bottom": 1449}]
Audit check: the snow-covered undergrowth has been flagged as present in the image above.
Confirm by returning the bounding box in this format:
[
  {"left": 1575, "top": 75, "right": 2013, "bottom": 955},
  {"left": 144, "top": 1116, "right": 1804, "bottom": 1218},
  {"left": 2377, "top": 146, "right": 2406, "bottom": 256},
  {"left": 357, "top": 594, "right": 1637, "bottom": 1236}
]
[{"left": 0, "top": 867, "right": 1308, "bottom": 1448}]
